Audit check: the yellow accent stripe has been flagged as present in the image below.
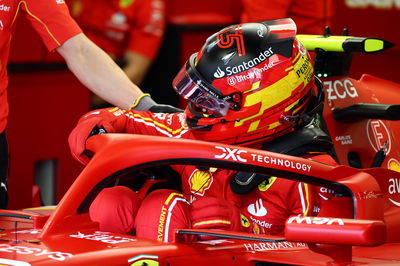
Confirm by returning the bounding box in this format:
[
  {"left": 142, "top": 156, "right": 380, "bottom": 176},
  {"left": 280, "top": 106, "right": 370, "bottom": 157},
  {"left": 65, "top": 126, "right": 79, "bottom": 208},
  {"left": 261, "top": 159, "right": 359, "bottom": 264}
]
[
  {"left": 235, "top": 72, "right": 299, "bottom": 128},
  {"left": 284, "top": 99, "right": 300, "bottom": 112},
  {"left": 16, "top": 1, "right": 62, "bottom": 46},
  {"left": 292, "top": 49, "right": 301, "bottom": 62},
  {"left": 285, "top": 66, "right": 294, "bottom": 72},
  {"left": 249, "top": 120, "right": 260, "bottom": 131},
  {"left": 130, "top": 112, "right": 186, "bottom": 135},
  {"left": 267, "top": 121, "right": 281, "bottom": 130},
  {"left": 129, "top": 93, "right": 151, "bottom": 110},
  {"left": 109, "top": 107, "right": 121, "bottom": 112},
  {"left": 303, "top": 183, "right": 311, "bottom": 215},
  {"left": 132, "top": 112, "right": 186, "bottom": 135},
  {"left": 244, "top": 81, "right": 261, "bottom": 93},
  {"left": 108, "top": 108, "right": 187, "bottom": 136},
  {"left": 193, "top": 220, "right": 231, "bottom": 226},
  {"left": 165, "top": 192, "right": 184, "bottom": 205},
  {"left": 23, "top": 206, "right": 56, "bottom": 210}
]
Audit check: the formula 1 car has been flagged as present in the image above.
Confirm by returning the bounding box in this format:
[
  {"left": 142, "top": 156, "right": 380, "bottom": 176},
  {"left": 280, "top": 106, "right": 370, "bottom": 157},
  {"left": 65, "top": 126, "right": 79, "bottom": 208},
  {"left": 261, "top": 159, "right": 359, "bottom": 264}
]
[
  {"left": 1, "top": 33, "right": 400, "bottom": 265},
  {"left": 0, "top": 133, "right": 400, "bottom": 265}
]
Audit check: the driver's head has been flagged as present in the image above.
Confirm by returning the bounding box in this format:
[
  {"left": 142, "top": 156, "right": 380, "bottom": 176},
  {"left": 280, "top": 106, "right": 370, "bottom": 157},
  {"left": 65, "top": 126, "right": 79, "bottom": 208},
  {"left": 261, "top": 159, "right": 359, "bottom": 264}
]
[{"left": 173, "top": 18, "right": 315, "bottom": 146}]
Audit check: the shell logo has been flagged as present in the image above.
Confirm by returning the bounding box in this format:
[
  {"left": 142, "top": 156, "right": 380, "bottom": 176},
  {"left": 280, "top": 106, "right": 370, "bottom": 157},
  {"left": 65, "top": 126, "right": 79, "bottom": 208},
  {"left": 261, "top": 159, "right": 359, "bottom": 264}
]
[
  {"left": 388, "top": 158, "right": 400, "bottom": 173},
  {"left": 188, "top": 169, "right": 213, "bottom": 196}
]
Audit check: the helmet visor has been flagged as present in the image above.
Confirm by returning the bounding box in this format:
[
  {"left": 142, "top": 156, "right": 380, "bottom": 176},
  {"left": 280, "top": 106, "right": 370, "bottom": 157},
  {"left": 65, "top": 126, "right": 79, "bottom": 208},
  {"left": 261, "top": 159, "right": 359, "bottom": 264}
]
[{"left": 173, "top": 54, "right": 230, "bottom": 117}]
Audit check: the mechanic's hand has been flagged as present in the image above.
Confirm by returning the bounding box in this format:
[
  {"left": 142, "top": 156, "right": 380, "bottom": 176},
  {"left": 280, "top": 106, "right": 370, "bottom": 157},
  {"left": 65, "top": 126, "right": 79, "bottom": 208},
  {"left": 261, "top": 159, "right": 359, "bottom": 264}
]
[
  {"left": 149, "top": 104, "right": 183, "bottom": 113},
  {"left": 191, "top": 197, "right": 241, "bottom": 231},
  {"left": 68, "top": 116, "right": 114, "bottom": 165}
]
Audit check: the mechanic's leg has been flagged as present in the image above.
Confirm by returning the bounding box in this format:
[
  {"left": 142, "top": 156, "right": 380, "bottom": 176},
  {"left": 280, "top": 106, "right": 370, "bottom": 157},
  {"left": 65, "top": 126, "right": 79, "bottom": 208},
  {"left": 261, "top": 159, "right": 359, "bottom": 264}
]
[
  {"left": 135, "top": 189, "right": 191, "bottom": 242},
  {"left": 0, "top": 131, "right": 9, "bottom": 209},
  {"left": 89, "top": 186, "right": 141, "bottom": 234}
]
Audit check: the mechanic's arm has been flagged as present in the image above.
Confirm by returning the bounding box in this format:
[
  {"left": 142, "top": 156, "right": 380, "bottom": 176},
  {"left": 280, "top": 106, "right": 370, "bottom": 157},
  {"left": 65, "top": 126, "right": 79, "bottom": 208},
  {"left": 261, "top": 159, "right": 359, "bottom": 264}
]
[
  {"left": 56, "top": 33, "right": 152, "bottom": 110},
  {"left": 122, "top": 51, "right": 153, "bottom": 85}
]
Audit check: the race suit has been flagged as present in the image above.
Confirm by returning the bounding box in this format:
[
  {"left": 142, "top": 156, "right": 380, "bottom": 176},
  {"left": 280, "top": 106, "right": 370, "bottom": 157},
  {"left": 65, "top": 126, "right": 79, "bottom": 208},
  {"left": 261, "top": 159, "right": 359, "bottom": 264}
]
[
  {"left": 240, "top": 0, "right": 334, "bottom": 35},
  {"left": 0, "top": 0, "right": 82, "bottom": 208},
  {"left": 73, "top": 108, "right": 332, "bottom": 241},
  {"left": 71, "top": 0, "right": 165, "bottom": 60}
]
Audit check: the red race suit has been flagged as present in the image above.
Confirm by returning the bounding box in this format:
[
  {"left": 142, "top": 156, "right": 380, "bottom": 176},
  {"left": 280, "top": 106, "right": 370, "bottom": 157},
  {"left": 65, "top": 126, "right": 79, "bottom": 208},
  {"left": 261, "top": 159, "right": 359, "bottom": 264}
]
[
  {"left": 72, "top": 108, "right": 335, "bottom": 240},
  {"left": 71, "top": 0, "right": 165, "bottom": 59},
  {"left": 0, "top": 0, "right": 82, "bottom": 132}
]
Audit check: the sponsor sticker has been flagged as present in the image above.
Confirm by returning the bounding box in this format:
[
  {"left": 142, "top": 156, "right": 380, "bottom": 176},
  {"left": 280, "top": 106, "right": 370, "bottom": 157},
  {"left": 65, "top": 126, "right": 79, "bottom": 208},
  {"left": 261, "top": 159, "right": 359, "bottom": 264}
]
[
  {"left": 213, "top": 48, "right": 274, "bottom": 78},
  {"left": 387, "top": 170, "right": 400, "bottom": 207},
  {"left": 188, "top": 169, "right": 213, "bottom": 196},
  {"left": 287, "top": 216, "right": 345, "bottom": 225},
  {"left": 249, "top": 216, "right": 272, "bottom": 229},
  {"left": 366, "top": 120, "right": 391, "bottom": 154},
  {"left": 214, "top": 146, "right": 247, "bottom": 162},
  {"left": 69, "top": 231, "right": 136, "bottom": 244},
  {"left": 0, "top": 4, "right": 11, "bottom": 11},
  {"left": 225, "top": 61, "right": 276, "bottom": 86},
  {"left": 247, "top": 199, "right": 267, "bottom": 217},
  {"left": 213, "top": 146, "right": 312, "bottom": 172},
  {"left": 243, "top": 241, "right": 307, "bottom": 251},
  {"left": 335, "top": 135, "right": 352, "bottom": 145},
  {"left": 325, "top": 79, "right": 358, "bottom": 100},
  {"left": 250, "top": 154, "right": 312, "bottom": 172},
  {"left": 0, "top": 244, "right": 73, "bottom": 261}
]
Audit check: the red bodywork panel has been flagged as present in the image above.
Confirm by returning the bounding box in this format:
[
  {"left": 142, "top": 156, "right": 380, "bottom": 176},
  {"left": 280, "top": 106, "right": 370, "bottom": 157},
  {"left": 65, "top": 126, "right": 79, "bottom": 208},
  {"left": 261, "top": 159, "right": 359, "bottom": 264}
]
[{"left": 323, "top": 74, "right": 400, "bottom": 170}]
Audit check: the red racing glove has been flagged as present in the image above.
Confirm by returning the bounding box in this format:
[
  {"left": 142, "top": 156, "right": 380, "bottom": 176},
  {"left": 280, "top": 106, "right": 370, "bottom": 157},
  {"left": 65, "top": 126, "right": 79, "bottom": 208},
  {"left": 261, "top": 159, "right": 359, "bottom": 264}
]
[
  {"left": 68, "top": 109, "right": 117, "bottom": 164},
  {"left": 191, "top": 197, "right": 242, "bottom": 232}
]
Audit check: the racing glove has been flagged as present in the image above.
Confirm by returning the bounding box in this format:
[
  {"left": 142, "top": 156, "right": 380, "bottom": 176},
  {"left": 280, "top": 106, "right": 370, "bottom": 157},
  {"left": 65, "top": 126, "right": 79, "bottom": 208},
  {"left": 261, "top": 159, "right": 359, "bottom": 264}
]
[
  {"left": 68, "top": 111, "right": 117, "bottom": 165},
  {"left": 131, "top": 94, "right": 183, "bottom": 113},
  {"left": 191, "top": 197, "right": 242, "bottom": 232}
]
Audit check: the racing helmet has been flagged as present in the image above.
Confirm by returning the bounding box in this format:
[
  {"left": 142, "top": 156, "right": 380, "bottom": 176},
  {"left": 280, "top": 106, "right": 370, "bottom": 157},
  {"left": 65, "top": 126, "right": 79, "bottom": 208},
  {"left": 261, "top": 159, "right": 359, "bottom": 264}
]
[{"left": 173, "top": 18, "right": 316, "bottom": 146}]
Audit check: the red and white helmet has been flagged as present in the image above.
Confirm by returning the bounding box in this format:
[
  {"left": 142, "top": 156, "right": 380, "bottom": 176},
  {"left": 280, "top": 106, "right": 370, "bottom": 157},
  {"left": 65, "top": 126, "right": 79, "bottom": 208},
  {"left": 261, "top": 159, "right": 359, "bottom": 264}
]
[{"left": 173, "top": 18, "right": 315, "bottom": 146}]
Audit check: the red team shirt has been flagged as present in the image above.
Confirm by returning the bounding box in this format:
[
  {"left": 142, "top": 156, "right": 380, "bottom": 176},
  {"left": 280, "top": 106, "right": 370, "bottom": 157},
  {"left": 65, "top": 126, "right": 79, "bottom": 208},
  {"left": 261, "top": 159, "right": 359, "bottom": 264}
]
[
  {"left": 82, "top": 107, "right": 320, "bottom": 235},
  {"left": 71, "top": 0, "right": 165, "bottom": 59},
  {"left": 241, "top": 0, "right": 333, "bottom": 35},
  {"left": 0, "top": 0, "right": 81, "bottom": 132}
]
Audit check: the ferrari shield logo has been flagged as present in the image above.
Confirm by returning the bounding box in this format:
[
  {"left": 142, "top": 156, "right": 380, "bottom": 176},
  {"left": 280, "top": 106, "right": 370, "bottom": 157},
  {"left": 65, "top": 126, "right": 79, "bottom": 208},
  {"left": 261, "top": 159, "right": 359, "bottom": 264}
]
[{"left": 128, "top": 255, "right": 159, "bottom": 265}]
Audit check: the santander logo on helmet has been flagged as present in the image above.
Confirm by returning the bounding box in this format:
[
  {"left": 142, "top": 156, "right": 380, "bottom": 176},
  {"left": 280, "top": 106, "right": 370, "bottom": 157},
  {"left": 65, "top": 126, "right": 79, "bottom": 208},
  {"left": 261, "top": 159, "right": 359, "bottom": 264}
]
[
  {"left": 213, "top": 48, "right": 275, "bottom": 78},
  {"left": 214, "top": 67, "right": 225, "bottom": 79}
]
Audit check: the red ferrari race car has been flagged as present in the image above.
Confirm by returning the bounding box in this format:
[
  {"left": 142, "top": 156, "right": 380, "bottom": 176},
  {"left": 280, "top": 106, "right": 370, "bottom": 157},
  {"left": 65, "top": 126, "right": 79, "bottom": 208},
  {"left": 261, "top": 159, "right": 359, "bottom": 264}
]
[
  {"left": 0, "top": 133, "right": 399, "bottom": 265},
  {"left": 1, "top": 34, "right": 400, "bottom": 265}
]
